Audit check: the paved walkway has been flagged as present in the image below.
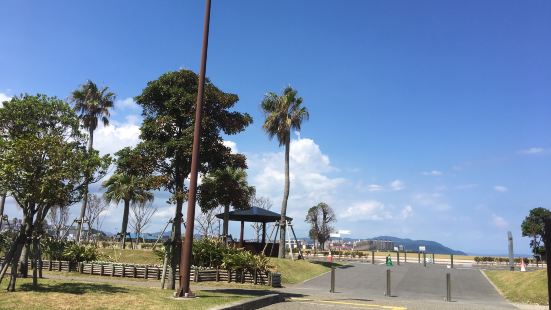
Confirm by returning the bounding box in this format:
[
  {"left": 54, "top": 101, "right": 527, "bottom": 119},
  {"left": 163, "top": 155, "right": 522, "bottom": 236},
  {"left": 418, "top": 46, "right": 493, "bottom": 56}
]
[{"left": 266, "top": 262, "right": 518, "bottom": 310}]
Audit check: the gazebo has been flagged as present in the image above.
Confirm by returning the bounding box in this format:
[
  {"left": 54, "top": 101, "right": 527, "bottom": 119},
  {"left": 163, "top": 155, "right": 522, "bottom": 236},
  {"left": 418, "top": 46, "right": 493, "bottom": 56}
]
[{"left": 215, "top": 206, "right": 298, "bottom": 257}]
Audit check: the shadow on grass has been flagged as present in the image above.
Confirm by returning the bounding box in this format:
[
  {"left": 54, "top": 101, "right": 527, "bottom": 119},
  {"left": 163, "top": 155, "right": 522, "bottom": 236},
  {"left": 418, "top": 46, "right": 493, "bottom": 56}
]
[{"left": 19, "top": 282, "right": 130, "bottom": 295}]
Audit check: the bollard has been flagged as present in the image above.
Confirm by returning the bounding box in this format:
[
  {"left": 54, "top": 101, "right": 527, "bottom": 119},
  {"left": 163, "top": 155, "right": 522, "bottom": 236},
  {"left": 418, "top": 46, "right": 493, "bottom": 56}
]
[
  {"left": 446, "top": 273, "right": 451, "bottom": 302},
  {"left": 423, "top": 252, "right": 426, "bottom": 267},
  {"left": 396, "top": 251, "right": 400, "bottom": 265},
  {"left": 451, "top": 254, "right": 454, "bottom": 268},
  {"left": 405, "top": 251, "right": 407, "bottom": 262},
  {"left": 372, "top": 251, "right": 375, "bottom": 264},
  {"left": 418, "top": 252, "right": 421, "bottom": 263},
  {"left": 330, "top": 266, "right": 336, "bottom": 293},
  {"left": 432, "top": 253, "right": 435, "bottom": 264},
  {"left": 386, "top": 269, "right": 391, "bottom": 297}
]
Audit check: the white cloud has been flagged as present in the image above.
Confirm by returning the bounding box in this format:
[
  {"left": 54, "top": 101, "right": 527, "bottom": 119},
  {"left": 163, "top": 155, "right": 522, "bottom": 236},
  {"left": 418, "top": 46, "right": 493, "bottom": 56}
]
[
  {"left": 422, "top": 170, "right": 443, "bottom": 176},
  {"left": 367, "top": 184, "right": 384, "bottom": 192},
  {"left": 494, "top": 185, "right": 508, "bottom": 193},
  {"left": 248, "top": 137, "right": 346, "bottom": 221},
  {"left": 94, "top": 117, "right": 141, "bottom": 156},
  {"left": 519, "top": 147, "right": 545, "bottom": 155},
  {"left": 390, "top": 180, "right": 405, "bottom": 191},
  {"left": 492, "top": 214, "right": 508, "bottom": 229},
  {"left": 0, "top": 92, "right": 12, "bottom": 107},
  {"left": 341, "top": 200, "right": 392, "bottom": 221},
  {"left": 223, "top": 140, "right": 238, "bottom": 154},
  {"left": 401, "top": 205, "right": 413, "bottom": 219}
]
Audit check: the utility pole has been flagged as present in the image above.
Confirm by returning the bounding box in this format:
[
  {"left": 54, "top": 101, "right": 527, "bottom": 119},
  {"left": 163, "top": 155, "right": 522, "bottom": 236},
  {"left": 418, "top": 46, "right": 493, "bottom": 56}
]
[{"left": 177, "top": 0, "right": 212, "bottom": 298}]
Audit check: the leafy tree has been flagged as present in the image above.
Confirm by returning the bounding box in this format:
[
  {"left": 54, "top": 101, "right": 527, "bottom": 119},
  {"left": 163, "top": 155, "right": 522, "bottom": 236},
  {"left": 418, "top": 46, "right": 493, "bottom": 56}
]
[
  {"left": 261, "top": 86, "right": 309, "bottom": 258},
  {"left": 134, "top": 69, "right": 252, "bottom": 289},
  {"left": 0, "top": 94, "right": 110, "bottom": 291},
  {"left": 521, "top": 207, "right": 551, "bottom": 257},
  {"left": 305, "top": 202, "right": 336, "bottom": 251},
  {"left": 71, "top": 80, "right": 115, "bottom": 242},
  {"left": 198, "top": 167, "right": 255, "bottom": 242},
  {"left": 103, "top": 173, "right": 154, "bottom": 249}
]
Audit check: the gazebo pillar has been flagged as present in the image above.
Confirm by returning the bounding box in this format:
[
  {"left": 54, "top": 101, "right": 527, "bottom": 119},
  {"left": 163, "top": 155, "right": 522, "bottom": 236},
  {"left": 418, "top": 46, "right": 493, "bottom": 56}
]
[
  {"left": 261, "top": 222, "right": 266, "bottom": 245},
  {"left": 239, "top": 220, "right": 244, "bottom": 247}
]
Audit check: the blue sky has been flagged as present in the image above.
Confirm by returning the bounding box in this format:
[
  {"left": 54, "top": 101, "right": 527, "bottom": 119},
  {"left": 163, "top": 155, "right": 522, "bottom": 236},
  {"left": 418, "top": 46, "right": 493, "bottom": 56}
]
[{"left": 1, "top": 1, "right": 550, "bottom": 255}]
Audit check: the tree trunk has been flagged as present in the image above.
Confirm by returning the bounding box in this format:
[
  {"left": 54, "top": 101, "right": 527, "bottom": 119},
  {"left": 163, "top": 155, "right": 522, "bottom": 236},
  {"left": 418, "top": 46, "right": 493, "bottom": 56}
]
[
  {"left": 278, "top": 135, "right": 291, "bottom": 258},
  {"left": 120, "top": 199, "right": 130, "bottom": 249},
  {"left": 18, "top": 243, "right": 29, "bottom": 278},
  {"left": 32, "top": 237, "right": 39, "bottom": 287},
  {"left": 76, "top": 128, "right": 94, "bottom": 243},
  {"left": 0, "top": 193, "right": 6, "bottom": 230},
  {"left": 168, "top": 156, "right": 184, "bottom": 290},
  {"left": 223, "top": 204, "right": 230, "bottom": 243}
]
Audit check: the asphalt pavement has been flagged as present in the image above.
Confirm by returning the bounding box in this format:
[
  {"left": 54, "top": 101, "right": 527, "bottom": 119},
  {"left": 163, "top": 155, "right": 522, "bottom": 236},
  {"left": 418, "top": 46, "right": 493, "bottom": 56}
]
[{"left": 265, "top": 261, "right": 517, "bottom": 310}]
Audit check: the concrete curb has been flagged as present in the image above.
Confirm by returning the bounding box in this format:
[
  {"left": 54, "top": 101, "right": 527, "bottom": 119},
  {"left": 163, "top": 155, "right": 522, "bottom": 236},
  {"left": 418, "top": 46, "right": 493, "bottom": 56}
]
[{"left": 210, "top": 293, "right": 284, "bottom": 310}]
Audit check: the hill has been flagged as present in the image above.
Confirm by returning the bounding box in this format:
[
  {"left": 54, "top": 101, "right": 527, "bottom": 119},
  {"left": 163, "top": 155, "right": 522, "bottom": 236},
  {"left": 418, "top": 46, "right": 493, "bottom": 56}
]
[{"left": 372, "top": 236, "right": 466, "bottom": 255}]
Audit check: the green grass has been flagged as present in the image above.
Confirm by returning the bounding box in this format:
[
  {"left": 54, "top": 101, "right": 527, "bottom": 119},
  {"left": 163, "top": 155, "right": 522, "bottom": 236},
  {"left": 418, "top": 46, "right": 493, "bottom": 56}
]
[
  {"left": 270, "top": 258, "right": 343, "bottom": 284},
  {"left": 484, "top": 269, "right": 548, "bottom": 305},
  {"left": 98, "top": 248, "right": 160, "bottom": 265},
  {"left": 0, "top": 277, "right": 256, "bottom": 310}
]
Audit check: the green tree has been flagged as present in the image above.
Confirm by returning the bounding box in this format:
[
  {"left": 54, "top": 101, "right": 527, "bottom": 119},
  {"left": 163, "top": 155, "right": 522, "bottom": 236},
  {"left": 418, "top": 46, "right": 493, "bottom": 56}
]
[
  {"left": 261, "top": 86, "right": 309, "bottom": 258},
  {"left": 103, "top": 173, "right": 154, "bottom": 249},
  {"left": 71, "top": 80, "right": 115, "bottom": 242},
  {"left": 305, "top": 202, "right": 336, "bottom": 251},
  {"left": 521, "top": 207, "right": 551, "bottom": 258},
  {"left": 0, "top": 94, "right": 110, "bottom": 291},
  {"left": 135, "top": 69, "right": 252, "bottom": 289},
  {"left": 198, "top": 167, "right": 255, "bottom": 242}
]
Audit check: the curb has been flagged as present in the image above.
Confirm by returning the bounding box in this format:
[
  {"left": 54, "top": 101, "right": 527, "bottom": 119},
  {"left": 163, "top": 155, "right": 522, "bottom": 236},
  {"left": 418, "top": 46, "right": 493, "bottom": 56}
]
[{"left": 211, "top": 293, "right": 284, "bottom": 310}]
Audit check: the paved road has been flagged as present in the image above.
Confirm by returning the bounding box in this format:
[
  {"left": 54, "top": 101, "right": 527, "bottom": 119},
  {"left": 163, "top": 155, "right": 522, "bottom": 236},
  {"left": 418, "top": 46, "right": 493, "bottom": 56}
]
[{"left": 266, "top": 262, "right": 517, "bottom": 310}]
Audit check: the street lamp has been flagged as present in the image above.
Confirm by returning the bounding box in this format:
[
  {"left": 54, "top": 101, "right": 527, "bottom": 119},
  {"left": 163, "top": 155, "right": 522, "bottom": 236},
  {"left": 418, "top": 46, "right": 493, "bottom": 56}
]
[{"left": 177, "top": 0, "right": 212, "bottom": 298}]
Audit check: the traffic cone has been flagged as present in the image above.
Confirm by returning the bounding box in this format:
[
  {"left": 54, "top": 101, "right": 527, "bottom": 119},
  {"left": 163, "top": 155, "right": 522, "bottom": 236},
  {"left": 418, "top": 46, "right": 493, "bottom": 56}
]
[{"left": 520, "top": 259, "right": 526, "bottom": 272}]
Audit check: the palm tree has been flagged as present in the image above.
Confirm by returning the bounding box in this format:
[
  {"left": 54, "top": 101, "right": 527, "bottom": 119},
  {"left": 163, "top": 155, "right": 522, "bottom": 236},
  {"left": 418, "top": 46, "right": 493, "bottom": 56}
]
[
  {"left": 103, "top": 173, "right": 154, "bottom": 249},
  {"left": 261, "top": 86, "right": 309, "bottom": 258},
  {"left": 199, "top": 167, "right": 255, "bottom": 243},
  {"left": 71, "top": 80, "right": 115, "bottom": 242}
]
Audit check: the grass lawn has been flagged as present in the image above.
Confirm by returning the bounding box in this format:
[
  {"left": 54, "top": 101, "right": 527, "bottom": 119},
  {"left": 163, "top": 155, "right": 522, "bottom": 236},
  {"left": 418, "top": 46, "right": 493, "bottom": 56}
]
[
  {"left": 270, "top": 258, "right": 342, "bottom": 284},
  {"left": 98, "top": 248, "right": 160, "bottom": 265},
  {"left": 0, "top": 277, "right": 256, "bottom": 310},
  {"left": 484, "top": 269, "right": 548, "bottom": 305}
]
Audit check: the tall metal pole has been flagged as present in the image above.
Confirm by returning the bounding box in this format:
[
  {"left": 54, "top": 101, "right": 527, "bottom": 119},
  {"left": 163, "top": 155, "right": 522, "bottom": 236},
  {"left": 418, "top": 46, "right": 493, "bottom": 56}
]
[
  {"left": 544, "top": 217, "right": 551, "bottom": 308},
  {"left": 177, "top": 0, "right": 212, "bottom": 298}
]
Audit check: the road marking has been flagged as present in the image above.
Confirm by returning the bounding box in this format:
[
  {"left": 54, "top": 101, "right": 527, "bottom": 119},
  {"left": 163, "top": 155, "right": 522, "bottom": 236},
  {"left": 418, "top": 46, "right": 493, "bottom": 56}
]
[{"left": 289, "top": 297, "right": 407, "bottom": 310}]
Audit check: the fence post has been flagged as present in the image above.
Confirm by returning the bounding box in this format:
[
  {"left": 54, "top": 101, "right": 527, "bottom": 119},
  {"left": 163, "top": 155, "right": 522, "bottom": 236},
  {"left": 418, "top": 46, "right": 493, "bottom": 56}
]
[
  {"left": 451, "top": 254, "right": 454, "bottom": 268},
  {"left": 48, "top": 260, "right": 52, "bottom": 271},
  {"left": 111, "top": 264, "right": 115, "bottom": 277},
  {"left": 133, "top": 266, "right": 137, "bottom": 278},
  {"left": 216, "top": 268, "right": 220, "bottom": 282},
  {"left": 79, "top": 262, "right": 84, "bottom": 274},
  {"left": 423, "top": 253, "right": 426, "bottom": 267},
  {"left": 100, "top": 264, "right": 105, "bottom": 276},
  {"left": 418, "top": 252, "right": 421, "bottom": 263},
  {"left": 122, "top": 264, "right": 126, "bottom": 277},
  {"left": 396, "top": 251, "right": 400, "bottom": 265},
  {"left": 372, "top": 251, "right": 375, "bottom": 264},
  {"left": 330, "top": 266, "right": 336, "bottom": 293},
  {"left": 90, "top": 263, "right": 94, "bottom": 275},
  {"left": 446, "top": 273, "right": 451, "bottom": 302},
  {"left": 386, "top": 269, "right": 391, "bottom": 297},
  {"left": 145, "top": 266, "right": 149, "bottom": 279},
  {"left": 58, "top": 260, "right": 62, "bottom": 272},
  {"left": 228, "top": 270, "right": 231, "bottom": 283},
  {"left": 254, "top": 270, "right": 258, "bottom": 285},
  {"left": 432, "top": 253, "right": 435, "bottom": 264}
]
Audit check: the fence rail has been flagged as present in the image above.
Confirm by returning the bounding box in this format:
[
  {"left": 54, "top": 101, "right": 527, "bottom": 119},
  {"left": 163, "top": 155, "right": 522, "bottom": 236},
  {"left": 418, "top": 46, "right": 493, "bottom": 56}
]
[{"left": 0, "top": 259, "right": 281, "bottom": 287}]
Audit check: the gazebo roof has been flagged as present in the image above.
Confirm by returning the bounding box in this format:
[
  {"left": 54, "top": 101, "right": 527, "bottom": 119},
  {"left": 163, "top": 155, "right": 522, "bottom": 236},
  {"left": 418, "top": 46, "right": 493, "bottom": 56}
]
[{"left": 215, "top": 206, "right": 293, "bottom": 223}]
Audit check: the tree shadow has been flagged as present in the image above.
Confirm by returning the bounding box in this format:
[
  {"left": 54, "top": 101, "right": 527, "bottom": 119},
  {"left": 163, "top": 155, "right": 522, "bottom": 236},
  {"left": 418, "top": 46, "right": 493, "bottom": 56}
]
[
  {"left": 19, "top": 282, "right": 130, "bottom": 295},
  {"left": 309, "top": 261, "right": 354, "bottom": 269},
  {"left": 200, "top": 288, "right": 306, "bottom": 299}
]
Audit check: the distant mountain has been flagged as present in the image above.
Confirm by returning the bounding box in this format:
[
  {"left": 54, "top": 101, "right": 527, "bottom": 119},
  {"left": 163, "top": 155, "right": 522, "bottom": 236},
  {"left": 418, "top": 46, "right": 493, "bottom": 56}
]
[{"left": 372, "top": 236, "right": 466, "bottom": 255}]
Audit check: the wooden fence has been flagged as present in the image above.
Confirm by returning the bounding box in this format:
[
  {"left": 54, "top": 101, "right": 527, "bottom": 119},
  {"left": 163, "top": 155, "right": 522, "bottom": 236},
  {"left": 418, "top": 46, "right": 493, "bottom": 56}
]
[{"left": 0, "top": 260, "right": 281, "bottom": 287}]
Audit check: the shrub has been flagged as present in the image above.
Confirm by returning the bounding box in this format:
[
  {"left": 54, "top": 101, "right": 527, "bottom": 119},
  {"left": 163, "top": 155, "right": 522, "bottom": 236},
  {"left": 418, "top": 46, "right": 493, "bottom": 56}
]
[{"left": 41, "top": 237, "right": 101, "bottom": 262}]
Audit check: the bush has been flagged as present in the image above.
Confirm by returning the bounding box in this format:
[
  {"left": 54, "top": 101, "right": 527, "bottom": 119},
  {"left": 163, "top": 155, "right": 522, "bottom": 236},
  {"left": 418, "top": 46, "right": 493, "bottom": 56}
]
[
  {"left": 41, "top": 238, "right": 101, "bottom": 262},
  {"left": 0, "top": 230, "right": 16, "bottom": 256}
]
